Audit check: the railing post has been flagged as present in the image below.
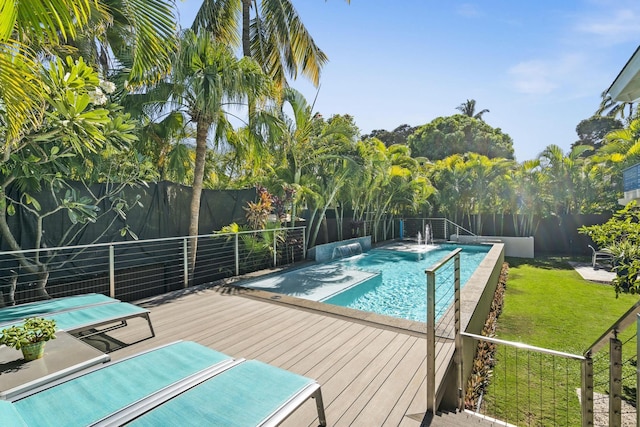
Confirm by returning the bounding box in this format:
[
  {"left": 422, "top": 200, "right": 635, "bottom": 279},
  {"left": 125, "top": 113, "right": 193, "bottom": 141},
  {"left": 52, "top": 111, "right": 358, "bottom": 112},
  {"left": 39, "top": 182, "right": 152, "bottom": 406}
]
[
  {"left": 273, "top": 230, "right": 277, "bottom": 267},
  {"left": 302, "top": 228, "right": 307, "bottom": 260},
  {"left": 235, "top": 233, "right": 239, "bottom": 276},
  {"left": 182, "top": 238, "right": 188, "bottom": 288},
  {"left": 454, "top": 253, "right": 463, "bottom": 410},
  {"left": 609, "top": 337, "right": 622, "bottom": 427},
  {"left": 109, "top": 245, "right": 115, "bottom": 298},
  {"left": 581, "top": 354, "right": 594, "bottom": 427},
  {"left": 444, "top": 219, "right": 448, "bottom": 241},
  {"left": 426, "top": 268, "right": 436, "bottom": 414}
]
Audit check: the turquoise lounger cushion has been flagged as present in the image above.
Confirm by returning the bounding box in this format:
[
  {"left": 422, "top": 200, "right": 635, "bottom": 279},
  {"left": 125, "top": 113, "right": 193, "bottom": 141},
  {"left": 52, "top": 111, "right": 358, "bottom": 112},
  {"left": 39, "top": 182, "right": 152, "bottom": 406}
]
[
  {"left": 0, "top": 294, "right": 115, "bottom": 325},
  {"left": 13, "top": 342, "right": 232, "bottom": 427},
  {"left": 43, "top": 301, "right": 149, "bottom": 331},
  {"left": 0, "top": 401, "right": 27, "bottom": 427},
  {"left": 1, "top": 301, "right": 148, "bottom": 332},
  {"left": 128, "top": 360, "right": 316, "bottom": 427}
]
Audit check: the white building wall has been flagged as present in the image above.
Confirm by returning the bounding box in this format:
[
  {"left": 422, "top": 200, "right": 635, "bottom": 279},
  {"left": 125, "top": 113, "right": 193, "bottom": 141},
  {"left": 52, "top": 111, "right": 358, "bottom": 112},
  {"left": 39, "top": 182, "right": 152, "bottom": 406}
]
[{"left": 451, "top": 235, "right": 534, "bottom": 258}]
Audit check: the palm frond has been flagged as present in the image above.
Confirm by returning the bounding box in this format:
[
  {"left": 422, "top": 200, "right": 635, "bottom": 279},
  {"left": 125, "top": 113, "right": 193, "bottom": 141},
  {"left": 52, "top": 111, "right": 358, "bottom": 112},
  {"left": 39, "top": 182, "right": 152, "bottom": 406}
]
[
  {"left": 260, "top": 0, "right": 327, "bottom": 87},
  {"left": 191, "top": 0, "right": 240, "bottom": 46},
  {"left": 0, "top": 41, "right": 42, "bottom": 146},
  {"left": 117, "top": 0, "right": 178, "bottom": 86}
]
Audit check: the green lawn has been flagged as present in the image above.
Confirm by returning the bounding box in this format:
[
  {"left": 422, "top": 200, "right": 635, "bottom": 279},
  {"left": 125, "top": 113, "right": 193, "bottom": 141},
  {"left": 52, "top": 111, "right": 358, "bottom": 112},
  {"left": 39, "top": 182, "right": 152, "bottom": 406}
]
[
  {"left": 479, "top": 257, "right": 639, "bottom": 426},
  {"left": 499, "top": 257, "right": 637, "bottom": 353}
]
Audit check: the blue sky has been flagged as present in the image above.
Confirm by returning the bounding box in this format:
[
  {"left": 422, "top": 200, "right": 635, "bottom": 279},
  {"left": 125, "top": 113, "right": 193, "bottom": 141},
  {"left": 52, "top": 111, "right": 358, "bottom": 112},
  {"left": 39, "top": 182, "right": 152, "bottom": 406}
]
[{"left": 176, "top": 0, "right": 640, "bottom": 162}]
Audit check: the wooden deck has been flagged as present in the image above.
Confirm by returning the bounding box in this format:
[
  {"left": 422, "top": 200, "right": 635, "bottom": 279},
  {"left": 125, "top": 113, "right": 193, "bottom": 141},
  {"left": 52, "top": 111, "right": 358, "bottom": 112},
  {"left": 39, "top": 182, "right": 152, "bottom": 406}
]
[{"left": 104, "top": 284, "right": 431, "bottom": 426}]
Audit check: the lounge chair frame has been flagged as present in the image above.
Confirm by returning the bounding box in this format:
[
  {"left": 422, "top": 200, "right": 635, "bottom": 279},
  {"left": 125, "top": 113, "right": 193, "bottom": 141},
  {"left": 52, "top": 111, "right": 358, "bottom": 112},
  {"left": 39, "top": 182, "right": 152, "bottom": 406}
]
[
  {"left": 588, "top": 245, "right": 614, "bottom": 268},
  {"left": 0, "top": 293, "right": 155, "bottom": 344}
]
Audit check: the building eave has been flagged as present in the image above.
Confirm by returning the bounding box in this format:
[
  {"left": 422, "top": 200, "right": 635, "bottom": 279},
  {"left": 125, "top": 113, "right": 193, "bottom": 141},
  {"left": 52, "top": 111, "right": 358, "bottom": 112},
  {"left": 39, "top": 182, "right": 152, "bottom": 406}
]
[{"left": 608, "top": 45, "right": 640, "bottom": 103}]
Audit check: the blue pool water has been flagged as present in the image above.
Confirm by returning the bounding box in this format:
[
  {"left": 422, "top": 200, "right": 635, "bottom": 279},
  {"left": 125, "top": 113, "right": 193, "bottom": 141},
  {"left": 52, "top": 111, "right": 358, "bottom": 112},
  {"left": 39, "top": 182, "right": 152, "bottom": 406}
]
[{"left": 323, "top": 244, "right": 490, "bottom": 322}]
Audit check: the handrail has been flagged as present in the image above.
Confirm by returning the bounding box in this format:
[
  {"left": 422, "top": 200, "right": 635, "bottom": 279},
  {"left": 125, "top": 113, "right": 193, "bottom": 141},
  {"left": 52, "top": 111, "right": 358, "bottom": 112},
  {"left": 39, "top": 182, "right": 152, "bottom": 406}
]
[
  {"left": 400, "top": 217, "right": 477, "bottom": 238},
  {"left": 584, "top": 299, "right": 640, "bottom": 354},
  {"left": 444, "top": 219, "right": 476, "bottom": 237},
  {"left": 462, "top": 332, "right": 585, "bottom": 361}
]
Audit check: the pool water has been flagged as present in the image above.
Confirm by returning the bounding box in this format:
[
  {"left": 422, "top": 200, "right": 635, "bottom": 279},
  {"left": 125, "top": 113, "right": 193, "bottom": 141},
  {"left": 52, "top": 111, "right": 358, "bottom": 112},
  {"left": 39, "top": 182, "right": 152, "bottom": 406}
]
[{"left": 322, "top": 244, "right": 490, "bottom": 322}]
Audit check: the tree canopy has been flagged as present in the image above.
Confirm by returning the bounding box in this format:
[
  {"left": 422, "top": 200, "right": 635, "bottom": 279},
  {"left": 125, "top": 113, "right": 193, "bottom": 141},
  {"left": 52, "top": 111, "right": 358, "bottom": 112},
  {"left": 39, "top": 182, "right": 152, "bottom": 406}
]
[
  {"left": 407, "top": 115, "right": 515, "bottom": 161},
  {"left": 362, "top": 124, "right": 417, "bottom": 147},
  {"left": 572, "top": 115, "right": 623, "bottom": 152}
]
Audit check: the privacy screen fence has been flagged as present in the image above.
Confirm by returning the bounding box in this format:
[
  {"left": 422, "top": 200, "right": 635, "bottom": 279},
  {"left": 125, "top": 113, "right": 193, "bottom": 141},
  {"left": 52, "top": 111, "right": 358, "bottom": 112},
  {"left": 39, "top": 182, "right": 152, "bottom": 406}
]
[{"left": 0, "top": 181, "right": 256, "bottom": 304}]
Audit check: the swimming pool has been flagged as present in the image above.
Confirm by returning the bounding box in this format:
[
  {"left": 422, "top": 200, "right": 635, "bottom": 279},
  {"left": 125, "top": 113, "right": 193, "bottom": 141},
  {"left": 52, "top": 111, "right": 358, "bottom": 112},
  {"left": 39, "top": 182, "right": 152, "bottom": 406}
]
[
  {"left": 322, "top": 244, "right": 489, "bottom": 322},
  {"left": 242, "top": 242, "right": 490, "bottom": 323}
]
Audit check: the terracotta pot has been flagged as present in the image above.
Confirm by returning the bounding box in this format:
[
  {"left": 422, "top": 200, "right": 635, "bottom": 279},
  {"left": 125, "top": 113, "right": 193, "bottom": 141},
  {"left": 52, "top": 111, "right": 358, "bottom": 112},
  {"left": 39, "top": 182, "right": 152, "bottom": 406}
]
[{"left": 21, "top": 341, "right": 46, "bottom": 361}]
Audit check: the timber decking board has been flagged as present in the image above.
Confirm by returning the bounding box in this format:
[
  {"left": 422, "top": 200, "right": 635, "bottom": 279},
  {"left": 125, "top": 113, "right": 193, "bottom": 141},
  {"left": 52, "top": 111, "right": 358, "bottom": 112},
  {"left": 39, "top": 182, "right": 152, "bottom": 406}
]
[{"left": 104, "top": 284, "right": 478, "bottom": 426}]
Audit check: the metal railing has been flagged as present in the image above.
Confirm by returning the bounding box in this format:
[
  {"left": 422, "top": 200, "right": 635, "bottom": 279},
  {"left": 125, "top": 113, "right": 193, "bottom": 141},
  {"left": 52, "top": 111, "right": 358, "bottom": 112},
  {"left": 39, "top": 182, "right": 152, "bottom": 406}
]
[
  {"left": 583, "top": 300, "right": 640, "bottom": 426},
  {"left": 424, "top": 247, "right": 604, "bottom": 426},
  {"left": 426, "top": 248, "right": 462, "bottom": 412},
  {"left": 350, "top": 217, "right": 474, "bottom": 245},
  {"left": 436, "top": 272, "right": 640, "bottom": 426},
  {"left": 461, "top": 333, "right": 589, "bottom": 426},
  {"left": 0, "top": 226, "right": 306, "bottom": 306},
  {"left": 403, "top": 218, "right": 476, "bottom": 242}
]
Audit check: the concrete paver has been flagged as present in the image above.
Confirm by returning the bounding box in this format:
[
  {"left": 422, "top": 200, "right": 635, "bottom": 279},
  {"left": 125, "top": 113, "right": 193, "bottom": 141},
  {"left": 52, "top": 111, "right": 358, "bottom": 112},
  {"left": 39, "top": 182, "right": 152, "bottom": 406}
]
[{"left": 569, "top": 261, "right": 615, "bottom": 284}]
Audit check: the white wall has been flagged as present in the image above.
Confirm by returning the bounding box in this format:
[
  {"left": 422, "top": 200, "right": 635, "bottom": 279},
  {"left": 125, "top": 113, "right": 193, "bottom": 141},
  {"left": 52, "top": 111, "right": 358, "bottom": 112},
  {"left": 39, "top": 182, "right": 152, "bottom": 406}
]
[{"left": 451, "top": 235, "right": 534, "bottom": 258}]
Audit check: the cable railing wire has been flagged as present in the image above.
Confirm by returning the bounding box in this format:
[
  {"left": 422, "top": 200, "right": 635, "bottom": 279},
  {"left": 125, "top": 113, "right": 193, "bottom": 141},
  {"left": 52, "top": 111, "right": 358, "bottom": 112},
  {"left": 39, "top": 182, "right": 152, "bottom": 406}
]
[
  {"left": 462, "top": 332, "right": 586, "bottom": 426},
  {"left": 0, "top": 227, "right": 306, "bottom": 305}
]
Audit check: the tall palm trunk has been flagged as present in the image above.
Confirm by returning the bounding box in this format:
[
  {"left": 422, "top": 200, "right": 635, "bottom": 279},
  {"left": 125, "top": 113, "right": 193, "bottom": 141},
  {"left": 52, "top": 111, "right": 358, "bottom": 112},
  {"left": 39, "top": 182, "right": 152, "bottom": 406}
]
[
  {"left": 242, "top": 0, "right": 251, "bottom": 57},
  {"left": 188, "top": 118, "right": 211, "bottom": 282}
]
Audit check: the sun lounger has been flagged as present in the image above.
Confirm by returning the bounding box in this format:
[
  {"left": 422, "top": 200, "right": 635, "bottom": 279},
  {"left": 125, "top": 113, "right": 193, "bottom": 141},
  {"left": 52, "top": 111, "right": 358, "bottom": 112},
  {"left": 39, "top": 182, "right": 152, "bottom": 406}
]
[
  {"left": 588, "top": 245, "right": 614, "bottom": 268},
  {"left": 0, "top": 293, "right": 154, "bottom": 342},
  {"left": 0, "top": 294, "right": 115, "bottom": 326},
  {"left": 5, "top": 341, "right": 327, "bottom": 427}
]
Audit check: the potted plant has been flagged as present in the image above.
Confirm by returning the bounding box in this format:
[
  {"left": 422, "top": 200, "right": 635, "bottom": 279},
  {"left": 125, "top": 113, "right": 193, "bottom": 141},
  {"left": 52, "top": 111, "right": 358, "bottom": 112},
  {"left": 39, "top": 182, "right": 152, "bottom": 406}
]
[{"left": 0, "top": 317, "right": 57, "bottom": 361}]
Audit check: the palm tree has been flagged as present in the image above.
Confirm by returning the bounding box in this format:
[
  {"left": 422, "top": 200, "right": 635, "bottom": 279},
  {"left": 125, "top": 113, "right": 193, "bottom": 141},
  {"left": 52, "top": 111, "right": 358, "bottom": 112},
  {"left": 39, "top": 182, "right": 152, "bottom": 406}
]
[
  {"left": 596, "top": 118, "right": 640, "bottom": 202},
  {"left": 191, "top": 0, "right": 348, "bottom": 88},
  {"left": 135, "top": 112, "right": 195, "bottom": 182},
  {"left": 429, "top": 154, "right": 473, "bottom": 224},
  {"left": 272, "top": 88, "right": 317, "bottom": 228},
  {"left": 272, "top": 89, "right": 357, "bottom": 246},
  {"left": 538, "top": 144, "right": 591, "bottom": 215},
  {"left": 464, "top": 153, "right": 513, "bottom": 233},
  {"left": 596, "top": 90, "right": 635, "bottom": 122},
  {"left": 456, "top": 99, "right": 490, "bottom": 121},
  {"left": 511, "top": 160, "right": 544, "bottom": 236},
  {"left": 1, "top": 0, "right": 177, "bottom": 149},
  {"left": 165, "top": 30, "right": 272, "bottom": 277}
]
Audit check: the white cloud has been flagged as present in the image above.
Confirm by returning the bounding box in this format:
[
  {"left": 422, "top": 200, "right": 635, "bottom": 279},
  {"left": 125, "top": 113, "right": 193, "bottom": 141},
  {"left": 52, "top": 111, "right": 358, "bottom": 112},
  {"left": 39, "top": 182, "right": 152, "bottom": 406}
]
[
  {"left": 508, "top": 54, "right": 587, "bottom": 95},
  {"left": 575, "top": 7, "right": 640, "bottom": 45},
  {"left": 455, "top": 3, "right": 482, "bottom": 18},
  {"left": 508, "top": 61, "right": 557, "bottom": 95}
]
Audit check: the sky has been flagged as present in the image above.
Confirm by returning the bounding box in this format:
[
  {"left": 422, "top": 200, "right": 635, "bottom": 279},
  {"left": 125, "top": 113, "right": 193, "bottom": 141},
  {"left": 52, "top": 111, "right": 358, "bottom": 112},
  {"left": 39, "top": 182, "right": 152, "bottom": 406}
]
[{"left": 176, "top": 0, "right": 640, "bottom": 162}]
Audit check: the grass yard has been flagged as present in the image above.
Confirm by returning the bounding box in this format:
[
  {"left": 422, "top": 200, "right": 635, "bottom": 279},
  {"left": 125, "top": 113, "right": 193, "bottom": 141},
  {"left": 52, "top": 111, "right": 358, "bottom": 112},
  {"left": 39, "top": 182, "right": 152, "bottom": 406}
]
[{"left": 478, "top": 257, "right": 639, "bottom": 426}]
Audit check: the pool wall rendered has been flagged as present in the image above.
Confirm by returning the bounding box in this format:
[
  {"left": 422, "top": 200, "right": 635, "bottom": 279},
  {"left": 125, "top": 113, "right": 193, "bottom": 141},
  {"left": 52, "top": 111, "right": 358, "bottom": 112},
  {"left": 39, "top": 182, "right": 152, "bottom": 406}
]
[{"left": 439, "top": 242, "right": 505, "bottom": 410}]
